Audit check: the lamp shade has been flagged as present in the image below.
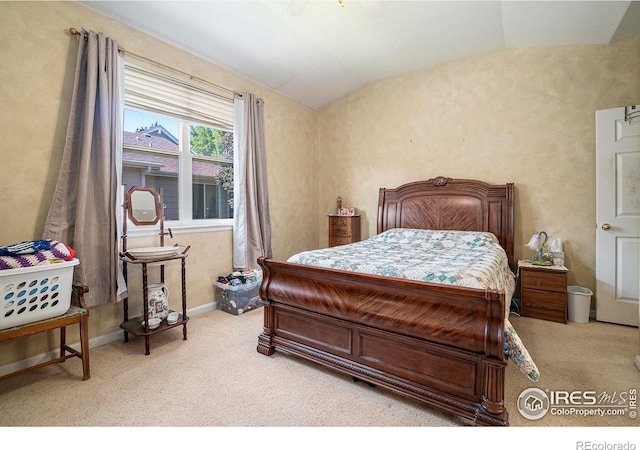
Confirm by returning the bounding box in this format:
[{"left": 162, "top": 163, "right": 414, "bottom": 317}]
[{"left": 526, "top": 234, "right": 541, "bottom": 251}]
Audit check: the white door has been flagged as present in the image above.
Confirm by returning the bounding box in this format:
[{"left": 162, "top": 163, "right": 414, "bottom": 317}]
[{"left": 595, "top": 105, "right": 640, "bottom": 327}]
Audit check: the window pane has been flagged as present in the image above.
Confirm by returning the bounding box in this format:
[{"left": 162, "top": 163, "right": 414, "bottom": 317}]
[
  {"left": 190, "top": 123, "right": 233, "bottom": 220},
  {"left": 122, "top": 109, "right": 180, "bottom": 220},
  {"left": 192, "top": 159, "right": 233, "bottom": 219}
]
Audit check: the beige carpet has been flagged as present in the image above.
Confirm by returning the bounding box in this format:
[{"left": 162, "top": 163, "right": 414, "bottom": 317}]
[
  {"left": 0, "top": 307, "right": 638, "bottom": 443},
  {"left": 506, "top": 315, "right": 639, "bottom": 428}
]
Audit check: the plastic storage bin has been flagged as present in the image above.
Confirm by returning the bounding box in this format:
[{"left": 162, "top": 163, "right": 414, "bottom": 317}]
[
  {"left": 214, "top": 277, "right": 263, "bottom": 315},
  {"left": 0, "top": 259, "right": 79, "bottom": 330},
  {"left": 567, "top": 285, "right": 592, "bottom": 323}
]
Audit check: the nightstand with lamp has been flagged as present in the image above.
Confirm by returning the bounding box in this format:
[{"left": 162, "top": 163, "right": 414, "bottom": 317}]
[{"left": 517, "top": 231, "right": 569, "bottom": 323}]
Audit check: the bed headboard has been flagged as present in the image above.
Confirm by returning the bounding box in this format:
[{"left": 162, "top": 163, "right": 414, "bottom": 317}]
[{"left": 377, "top": 176, "right": 515, "bottom": 270}]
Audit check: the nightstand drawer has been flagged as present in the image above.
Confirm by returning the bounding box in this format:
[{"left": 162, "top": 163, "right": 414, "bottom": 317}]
[
  {"left": 330, "top": 218, "right": 350, "bottom": 230},
  {"left": 329, "top": 237, "right": 350, "bottom": 247},
  {"left": 522, "top": 288, "right": 566, "bottom": 310},
  {"left": 519, "top": 304, "right": 566, "bottom": 323},
  {"left": 331, "top": 229, "right": 350, "bottom": 238},
  {"left": 521, "top": 270, "right": 566, "bottom": 293}
]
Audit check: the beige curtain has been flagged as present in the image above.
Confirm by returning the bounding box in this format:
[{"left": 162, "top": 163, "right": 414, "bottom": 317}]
[
  {"left": 43, "top": 30, "right": 123, "bottom": 308},
  {"left": 233, "top": 92, "right": 272, "bottom": 270}
]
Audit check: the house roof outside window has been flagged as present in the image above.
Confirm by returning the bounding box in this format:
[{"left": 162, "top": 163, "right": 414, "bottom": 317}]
[{"left": 123, "top": 127, "right": 229, "bottom": 179}]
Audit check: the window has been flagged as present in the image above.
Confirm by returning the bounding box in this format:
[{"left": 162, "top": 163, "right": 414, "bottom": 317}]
[{"left": 121, "top": 63, "right": 234, "bottom": 231}]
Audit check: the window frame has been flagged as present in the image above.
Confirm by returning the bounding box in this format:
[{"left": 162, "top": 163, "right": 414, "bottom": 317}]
[{"left": 120, "top": 61, "right": 235, "bottom": 238}]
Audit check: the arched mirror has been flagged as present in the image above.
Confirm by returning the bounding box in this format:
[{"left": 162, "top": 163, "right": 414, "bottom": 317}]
[{"left": 127, "top": 186, "right": 162, "bottom": 226}]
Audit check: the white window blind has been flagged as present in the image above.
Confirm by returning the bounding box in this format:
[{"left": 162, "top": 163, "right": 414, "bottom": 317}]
[{"left": 124, "top": 64, "right": 234, "bottom": 132}]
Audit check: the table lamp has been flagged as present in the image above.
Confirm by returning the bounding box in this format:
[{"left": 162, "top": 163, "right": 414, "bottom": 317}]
[{"left": 525, "top": 231, "right": 552, "bottom": 265}]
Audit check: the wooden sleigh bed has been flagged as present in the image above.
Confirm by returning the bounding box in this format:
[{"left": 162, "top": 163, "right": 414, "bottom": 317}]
[{"left": 257, "top": 176, "right": 518, "bottom": 426}]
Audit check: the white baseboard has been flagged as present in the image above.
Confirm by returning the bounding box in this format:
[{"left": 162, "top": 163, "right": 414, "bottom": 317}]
[{"left": 0, "top": 301, "right": 218, "bottom": 378}]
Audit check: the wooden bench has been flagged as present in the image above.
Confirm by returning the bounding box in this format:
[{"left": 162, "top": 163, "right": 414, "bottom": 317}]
[{"left": 0, "top": 283, "right": 90, "bottom": 381}]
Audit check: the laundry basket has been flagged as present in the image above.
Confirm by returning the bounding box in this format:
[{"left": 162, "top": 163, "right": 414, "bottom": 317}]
[
  {"left": 0, "top": 259, "right": 79, "bottom": 330},
  {"left": 567, "top": 285, "right": 592, "bottom": 323}
]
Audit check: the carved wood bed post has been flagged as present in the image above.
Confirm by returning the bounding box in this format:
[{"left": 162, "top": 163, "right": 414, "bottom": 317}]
[
  {"left": 478, "top": 359, "right": 508, "bottom": 425},
  {"left": 257, "top": 257, "right": 275, "bottom": 356},
  {"left": 477, "top": 289, "right": 508, "bottom": 426},
  {"left": 505, "top": 182, "right": 515, "bottom": 271}
]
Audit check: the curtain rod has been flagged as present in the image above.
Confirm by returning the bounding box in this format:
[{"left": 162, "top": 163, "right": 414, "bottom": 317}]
[{"left": 69, "top": 27, "right": 235, "bottom": 101}]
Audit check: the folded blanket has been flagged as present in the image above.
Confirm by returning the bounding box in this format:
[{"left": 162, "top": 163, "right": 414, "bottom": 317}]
[
  {"left": 0, "top": 239, "right": 51, "bottom": 256},
  {"left": 0, "top": 240, "right": 75, "bottom": 270}
]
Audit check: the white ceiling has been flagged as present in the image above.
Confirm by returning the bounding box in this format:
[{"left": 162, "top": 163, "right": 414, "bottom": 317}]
[{"left": 80, "top": 1, "right": 640, "bottom": 110}]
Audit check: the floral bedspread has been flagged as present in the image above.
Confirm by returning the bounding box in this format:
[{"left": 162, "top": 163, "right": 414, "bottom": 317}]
[{"left": 288, "top": 228, "right": 540, "bottom": 382}]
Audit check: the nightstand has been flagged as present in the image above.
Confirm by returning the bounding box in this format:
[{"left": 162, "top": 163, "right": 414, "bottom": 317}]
[
  {"left": 518, "top": 260, "right": 568, "bottom": 324},
  {"left": 328, "top": 215, "right": 361, "bottom": 247}
]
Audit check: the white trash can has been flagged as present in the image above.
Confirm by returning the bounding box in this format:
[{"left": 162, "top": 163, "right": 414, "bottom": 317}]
[{"left": 567, "top": 285, "right": 592, "bottom": 323}]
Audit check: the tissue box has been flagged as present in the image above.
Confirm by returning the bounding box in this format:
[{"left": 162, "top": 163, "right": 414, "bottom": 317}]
[
  {"left": 551, "top": 252, "right": 565, "bottom": 267},
  {"left": 214, "top": 279, "right": 263, "bottom": 315}
]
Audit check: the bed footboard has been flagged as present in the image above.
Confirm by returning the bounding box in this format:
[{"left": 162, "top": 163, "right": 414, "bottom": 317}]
[{"left": 257, "top": 257, "right": 509, "bottom": 426}]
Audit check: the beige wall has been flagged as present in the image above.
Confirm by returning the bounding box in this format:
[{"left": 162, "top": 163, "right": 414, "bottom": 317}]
[
  {"left": 0, "top": 1, "right": 317, "bottom": 364},
  {"left": 1, "top": 1, "right": 638, "bottom": 367},
  {"left": 317, "top": 37, "right": 640, "bottom": 299}
]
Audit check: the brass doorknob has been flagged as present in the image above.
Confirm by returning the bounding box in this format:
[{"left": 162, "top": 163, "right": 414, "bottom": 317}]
[{"left": 601, "top": 223, "right": 612, "bottom": 231}]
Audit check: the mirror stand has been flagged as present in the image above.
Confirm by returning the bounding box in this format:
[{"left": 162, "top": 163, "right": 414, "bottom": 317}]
[{"left": 119, "top": 185, "right": 190, "bottom": 355}]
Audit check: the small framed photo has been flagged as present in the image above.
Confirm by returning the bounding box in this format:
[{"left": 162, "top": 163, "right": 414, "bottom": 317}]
[{"left": 339, "top": 207, "right": 355, "bottom": 216}]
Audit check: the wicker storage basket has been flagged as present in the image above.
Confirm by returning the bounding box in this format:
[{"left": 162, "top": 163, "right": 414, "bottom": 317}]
[{"left": 0, "top": 259, "right": 79, "bottom": 331}]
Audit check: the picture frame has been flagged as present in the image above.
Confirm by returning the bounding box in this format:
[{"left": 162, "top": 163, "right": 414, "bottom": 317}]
[{"left": 338, "top": 207, "right": 355, "bottom": 216}]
